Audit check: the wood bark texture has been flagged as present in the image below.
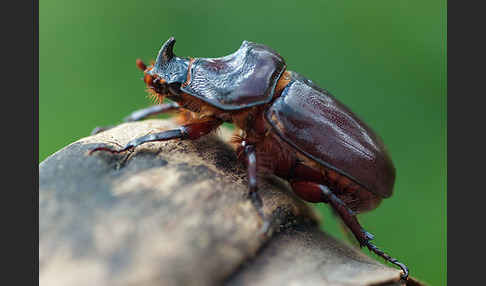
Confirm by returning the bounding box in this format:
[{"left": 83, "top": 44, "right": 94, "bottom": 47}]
[{"left": 39, "top": 119, "right": 425, "bottom": 286}]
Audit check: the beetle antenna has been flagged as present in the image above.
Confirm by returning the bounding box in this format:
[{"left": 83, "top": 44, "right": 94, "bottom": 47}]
[{"left": 136, "top": 59, "right": 147, "bottom": 71}]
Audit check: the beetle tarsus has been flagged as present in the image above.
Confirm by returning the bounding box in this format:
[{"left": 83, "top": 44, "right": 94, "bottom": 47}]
[
  {"left": 89, "top": 144, "right": 134, "bottom": 155},
  {"left": 365, "top": 241, "right": 409, "bottom": 280},
  {"left": 293, "top": 182, "right": 410, "bottom": 280},
  {"left": 90, "top": 129, "right": 184, "bottom": 155}
]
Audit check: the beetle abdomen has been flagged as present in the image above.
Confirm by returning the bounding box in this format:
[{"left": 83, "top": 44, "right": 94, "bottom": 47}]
[{"left": 265, "top": 71, "right": 396, "bottom": 198}]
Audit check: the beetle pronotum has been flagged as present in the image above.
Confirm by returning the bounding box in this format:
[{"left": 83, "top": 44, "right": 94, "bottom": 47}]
[{"left": 90, "top": 37, "right": 409, "bottom": 279}]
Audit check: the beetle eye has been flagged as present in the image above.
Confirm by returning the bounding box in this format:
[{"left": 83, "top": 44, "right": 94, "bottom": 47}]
[
  {"left": 151, "top": 78, "right": 168, "bottom": 94},
  {"left": 168, "top": 83, "right": 181, "bottom": 95}
]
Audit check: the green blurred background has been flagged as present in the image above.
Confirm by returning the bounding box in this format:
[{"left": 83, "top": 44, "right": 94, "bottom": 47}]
[{"left": 40, "top": 0, "right": 446, "bottom": 284}]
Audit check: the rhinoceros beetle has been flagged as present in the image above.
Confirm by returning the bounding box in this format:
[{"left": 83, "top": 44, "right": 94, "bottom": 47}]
[{"left": 90, "top": 37, "right": 409, "bottom": 279}]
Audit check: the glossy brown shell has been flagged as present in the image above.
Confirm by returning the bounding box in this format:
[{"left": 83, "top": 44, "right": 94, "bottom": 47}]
[
  {"left": 265, "top": 71, "right": 396, "bottom": 198},
  {"left": 180, "top": 41, "right": 286, "bottom": 110}
]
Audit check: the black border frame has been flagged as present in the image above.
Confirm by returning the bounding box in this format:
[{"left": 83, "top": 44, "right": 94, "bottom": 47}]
[
  {"left": 448, "top": 0, "right": 486, "bottom": 285},
  {"left": 34, "top": 0, "right": 39, "bottom": 284},
  {"left": 2, "top": 0, "right": 37, "bottom": 285},
  {"left": 12, "top": 0, "right": 469, "bottom": 284}
]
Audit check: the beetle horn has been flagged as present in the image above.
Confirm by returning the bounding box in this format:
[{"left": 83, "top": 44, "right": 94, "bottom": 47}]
[{"left": 154, "top": 37, "right": 176, "bottom": 69}]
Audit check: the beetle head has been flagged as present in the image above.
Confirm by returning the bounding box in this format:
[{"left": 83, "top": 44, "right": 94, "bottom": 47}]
[{"left": 142, "top": 37, "right": 190, "bottom": 103}]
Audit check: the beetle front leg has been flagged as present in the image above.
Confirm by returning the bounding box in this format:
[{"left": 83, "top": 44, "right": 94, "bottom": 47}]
[
  {"left": 89, "top": 118, "right": 222, "bottom": 154},
  {"left": 91, "top": 102, "right": 180, "bottom": 135},
  {"left": 290, "top": 181, "right": 409, "bottom": 280}
]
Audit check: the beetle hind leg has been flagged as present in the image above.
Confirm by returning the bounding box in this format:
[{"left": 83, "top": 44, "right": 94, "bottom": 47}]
[
  {"left": 290, "top": 181, "right": 409, "bottom": 280},
  {"left": 242, "top": 142, "right": 271, "bottom": 235}
]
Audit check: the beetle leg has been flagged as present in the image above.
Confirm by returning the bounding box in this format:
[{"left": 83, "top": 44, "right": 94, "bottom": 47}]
[
  {"left": 332, "top": 209, "right": 361, "bottom": 247},
  {"left": 243, "top": 142, "right": 270, "bottom": 234},
  {"left": 290, "top": 181, "right": 409, "bottom": 280},
  {"left": 91, "top": 126, "right": 116, "bottom": 135},
  {"left": 89, "top": 118, "right": 222, "bottom": 154},
  {"left": 91, "top": 102, "right": 180, "bottom": 135},
  {"left": 323, "top": 185, "right": 409, "bottom": 280},
  {"left": 123, "top": 102, "right": 180, "bottom": 122}
]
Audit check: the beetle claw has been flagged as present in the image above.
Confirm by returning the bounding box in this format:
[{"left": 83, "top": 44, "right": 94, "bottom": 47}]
[
  {"left": 89, "top": 145, "right": 134, "bottom": 155},
  {"left": 365, "top": 241, "right": 409, "bottom": 280}
]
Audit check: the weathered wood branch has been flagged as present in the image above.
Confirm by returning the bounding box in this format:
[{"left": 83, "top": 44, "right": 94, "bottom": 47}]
[{"left": 39, "top": 119, "right": 424, "bottom": 286}]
